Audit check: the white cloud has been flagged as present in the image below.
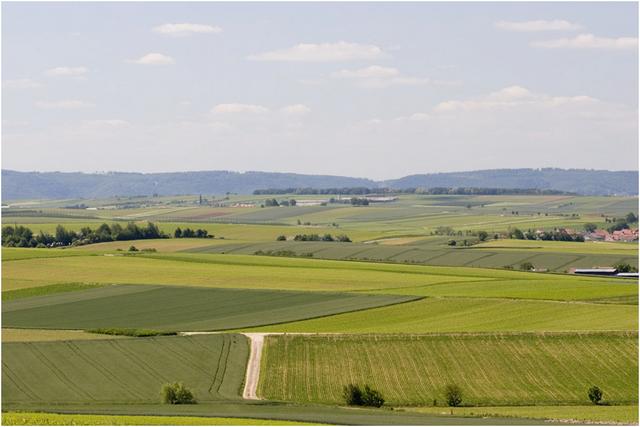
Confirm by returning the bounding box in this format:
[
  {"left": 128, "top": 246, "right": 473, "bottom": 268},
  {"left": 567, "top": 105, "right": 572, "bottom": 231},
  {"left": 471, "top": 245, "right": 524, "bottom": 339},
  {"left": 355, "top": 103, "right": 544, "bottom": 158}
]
[
  {"left": 331, "top": 65, "right": 399, "bottom": 79},
  {"left": 395, "top": 112, "right": 431, "bottom": 122},
  {"left": 128, "top": 53, "right": 175, "bottom": 65},
  {"left": 153, "top": 23, "right": 222, "bottom": 36},
  {"left": 45, "top": 66, "right": 88, "bottom": 76},
  {"left": 84, "top": 119, "right": 129, "bottom": 127},
  {"left": 331, "top": 65, "right": 439, "bottom": 88},
  {"left": 531, "top": 33, "right": 638, "bottom": 50},
  {"left": 2, "top": 120, "right": 30, "bottom": 127},
  {"left": 248, "top": 41, "right": 385, "bottom": 62},
  {"left": 212, "top": 103, "right": 269, "bottom": 114},
  {"left": 2, "top": 78, "right": 41, "bottom": 89},
  {"left": 495, "top": 20, "right": 582, "bottom": 32},
  {"left": 35, "top": 100, "right": 94, "bottom": 109},
  {"left": 434, "top": 85, "right": 597, "bottom": 112},
  {"left": 281, "top": 104, "right": 311, "bottom": 115}
]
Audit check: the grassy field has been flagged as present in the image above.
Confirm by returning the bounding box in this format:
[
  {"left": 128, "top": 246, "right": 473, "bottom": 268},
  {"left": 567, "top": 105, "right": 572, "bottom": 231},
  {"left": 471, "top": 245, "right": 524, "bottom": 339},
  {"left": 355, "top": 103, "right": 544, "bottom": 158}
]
[
  {"left": 3, "top": 334, "right": 248, "bottom": 404},
  {"left": 1, "top": 412, "right": 318, "bottom": 426},
  {"left": 3, "top": 285, "right": 417, "bottom": 331},
  {"left": 402, "top": 405, "right": 639, "bottom": 424},
  {"left": 258, "top": 333, "right": 638, "bottom": 406},
  {"left": 2, "top": 328, "right": 128, "bottom": 342},
  {"left": 245, "top": 297, "right": 637, "bottom": 333},
  {"left": 4, "top": 251, "right": 635, "bottom": 300}
]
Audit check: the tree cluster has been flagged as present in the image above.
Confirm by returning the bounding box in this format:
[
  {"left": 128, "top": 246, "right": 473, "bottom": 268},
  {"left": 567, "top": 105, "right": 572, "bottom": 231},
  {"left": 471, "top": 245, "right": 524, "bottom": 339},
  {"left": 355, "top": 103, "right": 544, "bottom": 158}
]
[
  {"left": 161, "top": 382, "right": 196, "bottom": 404},
  {"left": 291, "top": 233, "right": 351, "bottom": 242},
  {"left": 342, "top": 384, "right": 385, "bottom": 407},
  {"left": 174, "top": 227, "right": 212, "bottom": 238},
  {"left": 2, "top": 222, "right": 167, "bottom": 248}
]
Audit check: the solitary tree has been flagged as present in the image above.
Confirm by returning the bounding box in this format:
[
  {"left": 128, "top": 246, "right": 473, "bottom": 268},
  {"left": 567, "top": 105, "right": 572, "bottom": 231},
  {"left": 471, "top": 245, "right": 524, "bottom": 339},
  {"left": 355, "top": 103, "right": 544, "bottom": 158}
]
[
  {"left": 588, "top": 386, "right": 603, "bottom": 405},
  {"left": 445, "top": 384, "right": 463, "bottom": 407},
  {"left": 477, "top": 230, "right": 488, "bottom": 241}
]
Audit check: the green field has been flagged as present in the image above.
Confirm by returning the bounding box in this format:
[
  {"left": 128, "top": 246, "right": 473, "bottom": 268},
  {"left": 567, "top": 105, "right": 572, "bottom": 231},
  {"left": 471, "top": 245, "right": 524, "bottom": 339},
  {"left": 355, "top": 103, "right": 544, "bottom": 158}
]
[
  {"left": 3, "top": 334, "right": 248, "bottom": 404},
  {"left": 1, "top": 412, "right": 318, "bottom": 426},
  {"left": 245, "top": 297, "right": 637, "bottom": 333},
  {"left": 2, "top": 193, "right": 638, "bottom": 425},
  {"left": 259, "top": 333, "right": 638, "bottom": 406},
  {"left": 3, "top": 285, "right": 417, "bottom": 331}
]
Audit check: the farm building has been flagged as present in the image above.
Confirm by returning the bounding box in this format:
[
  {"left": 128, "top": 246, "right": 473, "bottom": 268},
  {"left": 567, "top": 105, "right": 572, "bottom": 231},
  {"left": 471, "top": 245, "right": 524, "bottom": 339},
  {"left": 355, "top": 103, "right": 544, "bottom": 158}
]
[{"left": 573, "top": 268, "right": 619, "bottom": 276}]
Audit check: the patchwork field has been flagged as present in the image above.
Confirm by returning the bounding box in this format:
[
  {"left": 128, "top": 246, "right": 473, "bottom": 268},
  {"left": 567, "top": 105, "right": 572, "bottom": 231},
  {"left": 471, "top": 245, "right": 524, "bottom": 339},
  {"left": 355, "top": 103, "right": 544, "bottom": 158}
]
[
  {"left": 2, "top": 193, "right": 637, "bottom": 425},
  {"left": 3, "top": 285, "right": 417, "bottom": 331},
  {"left": 259, "top": 333, "right": 638, "bottom": 406}
]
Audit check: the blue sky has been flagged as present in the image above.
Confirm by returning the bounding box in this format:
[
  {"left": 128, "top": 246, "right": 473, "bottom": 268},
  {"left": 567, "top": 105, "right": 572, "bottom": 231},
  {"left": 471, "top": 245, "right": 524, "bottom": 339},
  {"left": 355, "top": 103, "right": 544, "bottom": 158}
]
[{"left": 2, "top": 2, "right": 638, "bottom": 179}]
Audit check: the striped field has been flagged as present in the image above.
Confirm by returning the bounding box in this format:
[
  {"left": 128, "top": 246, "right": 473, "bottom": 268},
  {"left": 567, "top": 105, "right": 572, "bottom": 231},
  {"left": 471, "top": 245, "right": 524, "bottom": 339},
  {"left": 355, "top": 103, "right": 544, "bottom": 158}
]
[{"left": 258, "top": 333, "right": 639, "bottom": 406}]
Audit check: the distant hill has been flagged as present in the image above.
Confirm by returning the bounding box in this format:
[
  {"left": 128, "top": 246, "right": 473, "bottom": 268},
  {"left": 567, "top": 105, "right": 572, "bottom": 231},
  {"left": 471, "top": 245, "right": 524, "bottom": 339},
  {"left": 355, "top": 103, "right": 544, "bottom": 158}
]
[
  {"left": 1, "top": 168, "right": 637, "bottom": 200},
  {"left": 382, "top": 169, "right": 638, "bottom": 196}
]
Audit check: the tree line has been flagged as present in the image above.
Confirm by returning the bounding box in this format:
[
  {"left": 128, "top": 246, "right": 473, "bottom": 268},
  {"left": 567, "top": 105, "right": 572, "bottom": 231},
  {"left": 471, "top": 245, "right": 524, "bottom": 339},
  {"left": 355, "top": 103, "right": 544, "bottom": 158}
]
[
  {"left": 276, "top": 233, "right": 351, "bottom": 242},
  {"left": 2, "top": 222, "right": 167, "bottom": 248},
  {"left": 254, "top": 187, "right": 570, "bottom": 196}
]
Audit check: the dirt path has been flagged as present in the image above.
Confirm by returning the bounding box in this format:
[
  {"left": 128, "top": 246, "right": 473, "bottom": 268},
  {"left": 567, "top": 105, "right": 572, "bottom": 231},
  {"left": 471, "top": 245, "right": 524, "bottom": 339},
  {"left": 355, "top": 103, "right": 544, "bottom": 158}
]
[
  {"left": 241, "top": 333, "right": 267, "bottom": 400},
  {"left": 180, "top": 331, "right": 320, "bottom": 401}
]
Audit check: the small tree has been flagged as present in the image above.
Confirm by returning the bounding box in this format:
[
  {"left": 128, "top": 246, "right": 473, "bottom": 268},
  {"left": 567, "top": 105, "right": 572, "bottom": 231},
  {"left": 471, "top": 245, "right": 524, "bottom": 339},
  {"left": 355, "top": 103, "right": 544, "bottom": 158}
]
[
  {"left": 588, "top": 386, "right": 603, "bottom": 405},
  {"left": 342, "top": 383, "right": 363, "bottom": 406},
  {"left": 362, "top": 385, "right": 385, "bottom": 407},
  {"left": 477, "top": 231, "right": 488, "bottom": 241},
  {"left": 583, "top": 223, "right": 598, "bottom": 233},
  {"left": 161, "top": 382, "right": 196, "bottom": 404},
  {"left": 128, "top": 245, "right": 138, "bottom": 252},
  {"left": 445, "top": 384, "right": 462, "bottom": 407}
]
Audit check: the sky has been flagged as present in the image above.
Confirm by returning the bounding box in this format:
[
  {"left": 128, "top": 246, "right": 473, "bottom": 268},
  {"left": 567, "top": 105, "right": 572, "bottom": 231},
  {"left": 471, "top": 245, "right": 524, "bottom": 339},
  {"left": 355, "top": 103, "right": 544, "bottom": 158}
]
[{"left": 2, "top": 2, "right": 638, "bottom": 180}]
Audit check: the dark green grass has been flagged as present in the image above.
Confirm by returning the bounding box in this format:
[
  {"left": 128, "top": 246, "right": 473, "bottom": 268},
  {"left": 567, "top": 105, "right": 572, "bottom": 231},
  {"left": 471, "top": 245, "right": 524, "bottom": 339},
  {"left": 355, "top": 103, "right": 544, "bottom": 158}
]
[
  {"left": 2, "top": 334, "right": 248, "bottom": 404},
  {"left": 0, "top": 402, "right": 546, "bottom": 426},
  {"left": 2, "top": 283, "right": 107, "bottom": 301},
  {"left": 86, "top": 328, "right": 178, "bottom": 337},
  {"left": 2, "top": 285, "right": 419, "bottom": 331}
]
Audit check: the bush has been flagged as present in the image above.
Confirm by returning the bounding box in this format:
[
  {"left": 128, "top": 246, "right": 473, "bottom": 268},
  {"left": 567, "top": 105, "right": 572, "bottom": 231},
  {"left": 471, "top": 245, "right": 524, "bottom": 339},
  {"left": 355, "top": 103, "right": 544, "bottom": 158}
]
[
  {"left": 444, "top": 384, "right": 462, "bottom": 407},
  {"left": 342, "top": 383, "right": 363, "bottom": 406},
  {"left": 519, "top": 261, "right": 534, "bottom": 271},
  {"left": 588, "top": 385, "right": 603, "bottom": 405},
  {"left": 342, "top": 384, "right": 384, "bottom": 407},
  {"left": 128, "top": 245, "right": 138, "bottom": 252},
  {"left": 362, "top": 385, "right": 385, "bottom": 407},
  {"left": 161, "top": 382, "right": 196, "bottom": 404},
  {"left": 276, "top": 235, "right": 286, "bottom": 241}
]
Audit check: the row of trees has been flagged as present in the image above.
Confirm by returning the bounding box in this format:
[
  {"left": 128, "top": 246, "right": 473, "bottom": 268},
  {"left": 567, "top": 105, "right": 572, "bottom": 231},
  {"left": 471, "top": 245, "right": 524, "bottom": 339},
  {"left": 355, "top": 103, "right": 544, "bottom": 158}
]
[
  {"left": 286, "top": 233, "right": 352, "bottom": 242},
  {"left": 254, "top": 187, "right": 569, "bottom": 196},
  {"left": 263, "top": 198, "right": 297, "bottom": 207},
  {"left": 509, "top": 228, "right": 584, "bottom": 242},
  {"left": 174, "top": 227, "right": 212, "bottom": 238},
  {"left": 2, "top": 222, "right": 167, "bottom": 248}
]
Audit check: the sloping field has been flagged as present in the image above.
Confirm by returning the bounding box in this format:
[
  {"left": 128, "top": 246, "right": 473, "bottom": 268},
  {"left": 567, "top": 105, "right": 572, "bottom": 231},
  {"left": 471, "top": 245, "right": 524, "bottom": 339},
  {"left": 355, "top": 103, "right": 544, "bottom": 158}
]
[
  {"left": 368, "top": 278, "right": 638, "bottom": 302},
  {"left": 1, "top": 253, "right": 508, "bottom": 292},
  {"left": 245, "top": 297, "right": 638, "bottom": 333},
  {"left": 184, "top": 241, "right": 638, "bottom": 272},
  {"left": 2, "top": 334, "right": 248, "bottom": 404},
  {"left": 259, "top": 333, "right": 638, "bottom": 406},
  {"left": 3, "top": 285, "right": 417, "bottom": 331}
]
